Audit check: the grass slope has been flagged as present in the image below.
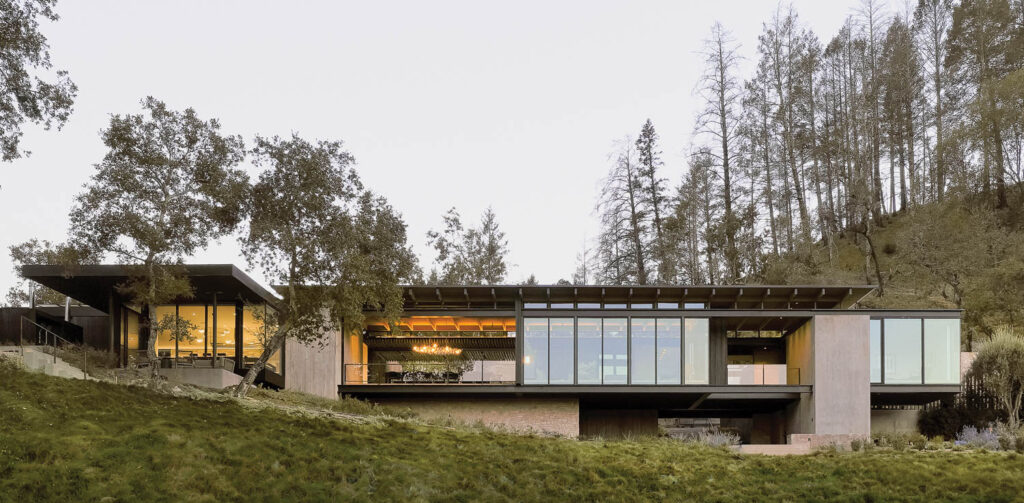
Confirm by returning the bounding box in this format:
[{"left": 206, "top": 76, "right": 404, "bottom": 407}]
[{"left": 3, "top": 367, "right": 1024, "bottom": 502}]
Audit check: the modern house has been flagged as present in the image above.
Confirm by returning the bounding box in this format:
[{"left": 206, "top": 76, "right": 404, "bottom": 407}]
[{"left": 7, "top": 264, "right": 963, "bottom": 444}]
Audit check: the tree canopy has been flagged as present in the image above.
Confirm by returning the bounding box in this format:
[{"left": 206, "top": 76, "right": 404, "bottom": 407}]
[
  {"left": 234, "top": 134, "right": 417, "bottom": 396},
  {"left": 0, "top": 0, "right": 76, "bottom": 161}
]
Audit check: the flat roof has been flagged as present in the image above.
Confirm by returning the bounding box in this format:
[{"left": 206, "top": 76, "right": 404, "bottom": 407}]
[
  {"left": 401, "top": 284, "right": 876, "bottom": 310},
  {"left": 21, "top": 264, "right": 280, "bottom": 312}
]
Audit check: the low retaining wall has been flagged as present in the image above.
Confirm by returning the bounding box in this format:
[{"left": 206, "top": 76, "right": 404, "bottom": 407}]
[
  {"left": 871, "top": 409, "right": 920, "bottom": 434},
  {"left": 161, "top": 368, "right": 241, "bottom": 389},
  {"left": 373, "top": 397, "right": 580, "bottom": 437}
]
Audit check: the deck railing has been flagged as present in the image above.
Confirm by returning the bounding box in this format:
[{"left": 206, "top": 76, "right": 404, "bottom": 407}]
[
  {"left": 344, "top": 361, "right": 516, "bottom": 385},
  {"left": 727, "top": 364, "right": 800, "bottom": 385}
]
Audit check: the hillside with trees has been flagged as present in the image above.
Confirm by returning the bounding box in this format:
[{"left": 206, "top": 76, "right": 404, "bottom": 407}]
[{"left": 582, "top": 0, "right": 1024, "bottom": 342}]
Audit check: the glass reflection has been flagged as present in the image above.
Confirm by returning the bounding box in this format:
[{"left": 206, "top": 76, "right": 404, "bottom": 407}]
[
  {"left": 630, "top": 318, "right": 656, "bottom": 384},
  {"left": 603, "top": 318, "right": 627, "bottom": 384}
]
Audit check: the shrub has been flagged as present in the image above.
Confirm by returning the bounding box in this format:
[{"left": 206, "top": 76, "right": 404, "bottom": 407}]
[
  {"left": 956, "top": 426, "right": 1000, "bottom": 450},
  {"left": 882, "top": 241, "right": 897, "bottom": 255},
  {"left": 910, "top": 433, "right": 928, "bottom": 451},
  {"left": 967, "top": 327, "right": 1024, "bottom": 430},
  {"left": 919, "top": 399, "right": 1002, "bottom": 439},
  {"left": 692, "top": 428, "right": 741, "bottom": 448},
  {"left": 850, "top": 438, "right": 865, "bottom": 452}
]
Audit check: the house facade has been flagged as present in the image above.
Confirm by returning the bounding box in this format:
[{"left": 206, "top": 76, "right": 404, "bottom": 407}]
[{"left": 10, "top": 264, "right": 962, "bottom": 444}]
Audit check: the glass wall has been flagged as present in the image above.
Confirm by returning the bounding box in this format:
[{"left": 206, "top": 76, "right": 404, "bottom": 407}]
[
  {"left": 603, "top": 318, "right": 628, "bottom": 384},
  {"left": 924, "top": 319, "right": 961, "bottom": 384},
  {"left": 884, "top": 318, "right": 923, "bottom": 384},
  {"left": 684, "top": 318, "right": 709, "bottom": 384},
  {"left": 549, "top": 318, "right": 574, "bottom": 384},
  {"left": 242, "top": 304, "right": 282, "bottom": 373},
  {"left": 522, "top": 316, "right": 707, "bottom": 386},
  {"left": 577, "top": 318, "right": 602, "bottom": 384},
  {"left": 631, "top": 319, "right": 656, "bottom": 384},
  {"left": 870, "top": 319, "right": 881, "bottom": 383},
  {"left": 523, "top": 318, "right": 548, "bottom": 384},
  {"left": 209, "top": 305, "right": 236, "bottom": 360},
  {"left": 176, "top": 305, "right": 206, "bottom": 358},
  {"left": 656, "top": 318, "right": 681, "bottom": 385},
  {"left": 870, "top": 317, "right": 961, "bottom": 385}
]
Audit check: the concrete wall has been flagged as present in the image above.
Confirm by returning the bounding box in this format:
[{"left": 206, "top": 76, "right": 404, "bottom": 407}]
[
  {"left": 783, "top": 315, "right": 871, "bottom": 439},
  {"left": 285, "top": 330, "right": 342, "bottom": 399},
  {"left": 375, "top": 397, "right": 580, "bottom": 437},
  {"left": 161, "top": 368, "right": 242, "bottom": 389},
  {"left": 871, "top": 409, "right": 920, "bottom": 434},
  {"left": 812, "top": 314, "right": 871, "bottom": 436}
]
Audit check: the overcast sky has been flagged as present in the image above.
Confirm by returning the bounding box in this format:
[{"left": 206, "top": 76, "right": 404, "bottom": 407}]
[{"left": 1, "top": 0, "right": 870, "bottom": 293}]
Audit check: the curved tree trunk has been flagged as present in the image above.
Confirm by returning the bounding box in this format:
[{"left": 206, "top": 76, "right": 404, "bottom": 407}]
[{"left": 233, "top": 328, "right": 287, "bottom": 398}]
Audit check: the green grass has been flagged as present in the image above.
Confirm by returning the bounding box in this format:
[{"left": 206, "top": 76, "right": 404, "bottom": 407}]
[{"left": 3, "top": 365, "right": 1024, "bottom": 502}]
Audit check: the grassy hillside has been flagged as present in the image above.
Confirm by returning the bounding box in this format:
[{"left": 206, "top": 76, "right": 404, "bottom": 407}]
[{"left": 3, "top": 364, "right": 1024, "bottom": 501}]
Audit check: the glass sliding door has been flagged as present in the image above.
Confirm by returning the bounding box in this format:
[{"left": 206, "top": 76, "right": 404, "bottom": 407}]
[
  {"left": 603, "top": 318, "right": 628, "bottom": 384},
  {"left": 577, "top": 318, "right": 602, "bottom": 384},
  {"left": 523, "top": 318, "right": 549, "bottom": 384},
  {"left": 656, "top": 318, "right": 681, "bottom": 385},
  {"left": 684, "top": 318, "right": 709, "bottom": 384},
  {"left": 630, "top": 318, "right": 656, "bottom": 384},
  {"left": 549, "top": 318, "right": 574, "bottom": 384},
  {"left": 924, "top": 319, "right": 960, "bottom": 384},
  {"left": 884, "top": 318, "right": 922, "bottom": 384}
]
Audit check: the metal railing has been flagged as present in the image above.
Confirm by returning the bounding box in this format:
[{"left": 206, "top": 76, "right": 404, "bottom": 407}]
[
  {"left": 344, "top": 361, "right": 516, "bottom": 385},
  {"left": 19, "top": 315, "right": 89, "bottom": 374},
  {"left": 727, "top": 364, "right": 800, "bottom": 385}
]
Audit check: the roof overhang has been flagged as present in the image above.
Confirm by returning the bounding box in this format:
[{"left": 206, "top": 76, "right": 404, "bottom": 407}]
[{"left": 21, "top": 264, "right": 280, "bottom": 312}]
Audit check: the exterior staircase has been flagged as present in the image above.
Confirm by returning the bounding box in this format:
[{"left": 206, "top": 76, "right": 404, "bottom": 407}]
[{"left": 0, "top": 346, "right": 88, "bottom": 380}]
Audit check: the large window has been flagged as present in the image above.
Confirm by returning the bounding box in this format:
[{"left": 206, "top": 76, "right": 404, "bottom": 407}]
[
  {"left": 523, "top": 318, "right": 548, "bottom": 384},
  {"left": 577, "top": 318, "right": 602, "bottom": 384},
  {"left": 209, "top": 305, "right": 236, "bottom": 360},
  {"left": 924, "top": 319, "right": 960, "bottom": 384},
  {"left": 870, "top": 319, "right": 881, "bottom": 383},
  {"left": 242, "top": 304, "right": 282, "bottom": 373},
  {"left": 549, "top": 318, "right": 574, "bottom": 384},
  {"left": 884, "top": 318, "right": 923, "bottom": 384},
  {"left": 521, "top": 316, "right": 709, "bottom": 386},
  {"left": 685, "top": 318, "right": 709, "bottom": 384},
  {"left": 656, "top": 318, "right": 681, "bottom": 385},
  {"left": 176, "top": 305, "right": 206, "bottom": 358},
  {"left": 631, "top": 318, "right": 656, "bottom": 384},
  {"left": 603, "top": 318, "right": 628, "bottom": 384}
]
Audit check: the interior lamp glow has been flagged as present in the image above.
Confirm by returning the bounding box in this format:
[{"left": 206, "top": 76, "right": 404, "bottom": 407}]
[{"left": 412, "top": 342, "right": 462, "bottom": 356}]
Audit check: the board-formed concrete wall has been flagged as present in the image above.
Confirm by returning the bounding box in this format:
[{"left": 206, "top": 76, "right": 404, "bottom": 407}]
[
  {"left": 812, "top": 314, "right": 871, "bottom": 436},
  {"left": 285, "top": 330, "right": 341, "bottom": 399},
  {"left": 375, "top": 397, "right": 580, "bottom": 437},
  {"left": 784, "top": 315, "right": 871, "bottom": 439},
  {"left": 871, "top": 409, "right": 920, "bottom": 434}
]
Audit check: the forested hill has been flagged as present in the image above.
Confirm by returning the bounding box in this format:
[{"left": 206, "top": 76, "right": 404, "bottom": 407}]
[
  {"left": 572, "top": 0, "right": 1024, "bottom": 348},
  {"left": 758, "top": 192, "right": 1024, "bottom": 346}
]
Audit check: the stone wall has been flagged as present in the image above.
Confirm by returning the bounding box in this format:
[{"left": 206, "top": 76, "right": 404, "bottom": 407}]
[{"left": 374, "top": 397, "right": 580, "bottom": 437}]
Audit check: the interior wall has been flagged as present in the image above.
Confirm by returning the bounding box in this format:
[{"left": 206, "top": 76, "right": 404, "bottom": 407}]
[
  {"left": 342, "top": 330, "right": 366, "bottom": 384},
  {"left": 784, "top": 319, "right": 815, "bottom": 434}
]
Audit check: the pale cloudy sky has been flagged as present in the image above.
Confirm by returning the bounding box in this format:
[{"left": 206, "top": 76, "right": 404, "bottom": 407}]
[{"left": 0, "top": 0, "right": 872, "bottom": 293}]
